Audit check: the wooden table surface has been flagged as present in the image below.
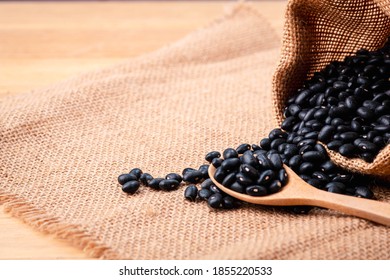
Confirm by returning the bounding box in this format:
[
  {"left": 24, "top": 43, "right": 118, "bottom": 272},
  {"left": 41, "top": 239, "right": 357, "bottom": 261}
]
[{"left": 0, "top": 0, "right": 287, "bottom": 259}]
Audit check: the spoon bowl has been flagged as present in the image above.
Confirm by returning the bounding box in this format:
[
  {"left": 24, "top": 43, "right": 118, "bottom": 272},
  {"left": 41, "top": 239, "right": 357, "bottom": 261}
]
[{"left": 209, "top": 164, "right": 390, "bottom": 226}]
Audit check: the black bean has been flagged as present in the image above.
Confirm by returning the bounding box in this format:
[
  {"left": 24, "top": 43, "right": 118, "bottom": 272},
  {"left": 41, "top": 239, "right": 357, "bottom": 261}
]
[
  {"left": 230, "top": 181, "right": 245, "bottom": 193},
  {"left": 140, "top": 173, "right": 154, "bottom": 186},
  {"left": 304, "top": 131, "right": 319, "bottom": 139},
  {"left": 241, "top": 150, "right": 259, "bottom": 168},
  {"left": 357, "top": 106, "right": 375, "bottom": 121},
  {"left": 281, "top": 116, "right": 297, "bottom": 131},
  {"left": 260, "top": 138, "right": 271, "bottom": 150},
  {"left": 213, "top": 167, "right": 226, "bottom": 183},
  {"left": 220, "top": 158, "right": 241, "bottom": 172},
  {"left": 284, "top": 144, "right": 299, "bottom": 158},
  {"left": 299, "top": 145, "right": 313, "bottom": 155},
  {"left": 129, "top": 168, "right": 143, "bottom": 180},
  {"left": 211, "top": 158, "right": 223, "bottom": 168},
  {"left": 327, "top": 140, "right": 343, "bottom": 150},
  {"left": 118, "top": 173, "right": 138, "bottom": 185},
  {"left": 306, "top": 178, "right": 323, "bottom": 188},
  {"left": 268, "top": 180, "right": 282, "bottom": 194},
  {"left": 320, "top": 160, "right": 337, "bottom": 173},
  {"left": 240, "top": 164, "right": 260, "bottom": 179},
  {"left": 332, "top": 174, "right": 352, "bottom": 183},
  {"left": 223, "top": 148, "right": 238, "bottom": 159},
  {"left": 183, "top": 170, "right": 204, "bottom": 183},
  {"left": 355, "top": 140, "right": 377, "bottom": 152},
  {"left": 278, "top": 169, "right": 288, "bottom": 185},
  {"left": 302, "top": 151, "right": 326, "bottom": 162},
  {"left": 165, "top": 173, "right": 183, "bottom": 183},
  {"left": 148, "top": 178, "right": 164, "bottom": 190},
  {"left": 198, "top": 164, "right": 210, "bottom": 178},
  {"left": 122, "top": 180, "right": 140, "bottom": 194},
  {"left": 269, "top": 153, "right": 283, "bottom": 170},
  {"left": 373, "top": 125, "right": 390, "bottom": 133},
  {"left": 338, "top": 143, "right": 356, "bottom": 157},
  {"left": 222, "top": 196, "right": 238, "bottom": 209},
  {"left": 269, "top": 128, "right": 287, "bottom": 140},
  {"left": 246, "top": 185, "right": 267, "bottom": 196},
  {"left": 325, "top": 181, "right": 346, "bottom": 191},
  {"left": 205, "top": 151, "right": 221, "bottom": 163},
  {"left": 345, "top": 96, "right": 359, "bottom": 110},
  {"left": 354, "top": 186, "right": 374, "bottom": 199},
  {"left": 208, "top": 193, "right": 223, "bottom": 209},
  {"left": 339, "top": 131, "right": 359, "bottom": 142},
  {"left": 257, "top": 169, "right": 275, "bottom": 185},
  {"left": 182, "top": 167, "right": 196, "bottom": 176},
  {"left": 251, "top": 144, "right": 261, "bottom": 151},
  {"left": 270, "top": 138, "right": 287, "bottom": 150},
  {"left": 236, "top": 143, "right": 251, "bottom": 154},
  {"left": 288, "top": 104, "right": 301, "bottom": 116},
  {"left": 312, "top": 171, "right": 330, "bottom": 183},
  {"left": 288, "top": 155, "right": 302, "bottom": 170},
  {"left": 256, "top": 153, "right": 273, "bottom": 169},
  {"left": 361, "top": 152, "right": 375, "bottom": 162},
  {"left": 221, "top": 172, "right": 236, "bottom": 187},
  {"left": 297, "top": 138, "right": 316, "bottom": 148},
  {"left": 210, "top": 185, "right": 222, "bottom": 194},
  {"left": 201, "top": 179, "right": 214, "bottom": 189},
  {"left": 159, "top": 179, "right": 180, "bottom": 191},
  {"left": 299, "top": 162, "right": 315, "bottom": 174},
  {"left": 184, "top": 185, "right": 198, "bottom": 202},
  {"left": 236, "top": 172, "right": 254, "bottom": 186},
  {"left": 198, "top": 188, "right": 212, "bottom": 200}
]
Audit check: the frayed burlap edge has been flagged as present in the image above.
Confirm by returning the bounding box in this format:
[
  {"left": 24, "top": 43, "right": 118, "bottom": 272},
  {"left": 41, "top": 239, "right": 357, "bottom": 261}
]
[
  {"left": 272, "top": 0, "right": 390, "bottom": 180},
  {"left": 0, "top": 191, "right": 121, "bottom": 259}
]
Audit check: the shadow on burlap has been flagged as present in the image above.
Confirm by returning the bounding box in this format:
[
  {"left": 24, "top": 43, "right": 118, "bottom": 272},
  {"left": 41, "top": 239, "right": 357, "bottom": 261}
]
[{"left": 0, "top": 2, "right": 389, "bottom": 259}]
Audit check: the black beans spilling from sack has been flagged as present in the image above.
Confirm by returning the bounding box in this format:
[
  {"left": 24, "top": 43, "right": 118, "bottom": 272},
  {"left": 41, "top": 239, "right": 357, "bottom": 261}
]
[{"left": 118, "top": 38, "right": 389, "bottom": 212}]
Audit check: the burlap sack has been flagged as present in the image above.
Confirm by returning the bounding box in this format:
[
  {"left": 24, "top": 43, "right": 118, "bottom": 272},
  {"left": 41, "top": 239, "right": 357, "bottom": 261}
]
[
  {"left": 272, "top": 0, "right": 390, "bottom": 180},
  {"left": 1, "top": 2, "right": 389, "bottom": 260}
]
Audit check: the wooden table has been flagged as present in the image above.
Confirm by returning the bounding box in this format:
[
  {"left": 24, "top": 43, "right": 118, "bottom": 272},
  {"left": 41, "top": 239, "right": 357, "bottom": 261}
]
[{"left": 0, "top": 0, "right": 287, "bottom": 259}]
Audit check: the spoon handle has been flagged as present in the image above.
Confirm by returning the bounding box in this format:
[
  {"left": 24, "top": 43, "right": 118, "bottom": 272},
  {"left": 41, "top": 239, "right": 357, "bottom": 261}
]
[{"left": 303, "top": 187, "right": 390, "bottom": 226}]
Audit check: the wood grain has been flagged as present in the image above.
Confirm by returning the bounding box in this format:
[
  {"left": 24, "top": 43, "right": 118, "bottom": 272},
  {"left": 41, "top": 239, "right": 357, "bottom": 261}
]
[{"left": 0, "top": 0, "right": 287, "bottom": 259}]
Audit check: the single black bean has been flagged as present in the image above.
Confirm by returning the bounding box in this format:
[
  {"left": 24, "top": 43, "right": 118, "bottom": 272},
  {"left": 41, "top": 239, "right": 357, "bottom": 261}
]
[
  {"left": 332, "top": 174, "right": 353, "bottom": 183},
  {"left": 236, "top": 172, "right": 254, "bottom": 186},
  {"left": 288, "top": 104, "right": 301, "bottom": 116},
  {"left": 338, "top": 143, "right": 356, "bottom": 157},
  {"left": 260, "top": 138, "right": 271, "bottom": 150},
  {"left": 269, "top": 153, "right": 283, "bottom": 170},
  {"left": 281, "top": 116, "right": 297, "bottom": 131},
  {"left": 148, "top": 178, "right": 164, "bottom": 190},
  {"left": 122, "top": 180, "right": 140, "bottom": 194},
  {"left": 240, "top": 164, "right": 260, "bottom": 180},
  {"left": 182, "top": 167, "right": 196, "bottom": 176},
  {"left": 327, "top": 140, "right": 343, "bottom": 150},
  {"left": 165, "top": 173, "right": 183, "bottom": 183},
  {"left": 211, "top": 158, "right": 223, "bottom": 168},
  {"left": 118, "top": 173, "right": 138, "bottom": 185},
  {"left": 256, "top": 153, "right": 273, "bottom": 169},
  {"left": 159, "top": 179, "right": 180, "bottom": 191},
  {"left": 357, "top": 106, "right": 375, "bottom": 121},
  {"left": 205, "top": 151, "right": 221, "bottom": 163},
  {"left": 230, "top": 181, "right": 245, "bottom": 193},
  {"left": 299, "top": 162, "right": 315, "bottom": 174},
  {"left": 241, "top": 150, "right": 259, "bottom": 168},
  {"left": 297, "top": 138, "right": 316, "bottom": 148},
  {"left": 312, "top": 171, "right": 330, "bottom": 183},
  {"left": 223, "top": 148, "right": 238, "bottom": 159},
  {"left": 236, "top": 143, "right": 251, "bottom": 154},
  {"left": 257, "top": 169, "right": 275, "bottom": 185},
  {"left": 288, "top": 155, "right": 302, "bottom": 170},
  {"left": 270, "top": 138, "right": 286, "bottom": 150},
  {"left": 246, "top": 185, "right": 267, "bottom": 196},
  {"left": 306, "top": 178, "right": 323, "bottom": 189},
  {"left": 251, "top": 144, "right": 261, "bottom": 150},
  {"left": 355, "top": 139, "right": 377, "bottom": 152},
  {"left": 268, "top": 128, "right": 288, "bottom": 140},
  {"left": 354, "top": 186, "right": 374, "bottom": 199},
  {"left": 210, "top": 185, "right": 222, "bottom": 194},
  {"left": 325, "top": 181, "right": 346, "bottom": 191},
  {"left": 198, "top": 188, "right": 212, "bottom": 200},
  {"left": 208, "top": 193, "right": 223, "bottom": 209},
  {"left": 213, "top": 167, "right": 226, "bottom": 183},
  {"left": 184, "top": 185, "right": 198, "bottom": 202},
  {"left": 318, "top": 125, "right": 336, "bottom": 143},
  {"left": 201, "top": 179, "right": 214, "bottom": 189},
  {"left": 299, "top": 145, "right": 313, "bottom": 155},
  {"left": 278, "top": 169, "right": 288, "bottom": 185},
  {"left": 320, "top": 160, "right": 337, "bottom": 173},
  {"left": 284, "top": 144, "right": 299, "bottom": 158},
  {"left": 183, "top": 170, "right": 204, "bottom": 183},
  {"left": 198, "top": 164, "right": 210, "bottom": 179},
  {"left": 221, "top": 172, "right": 236, "bottom": 187},
  {"left": 129, "top": 168, "right": 143, "bottom": 180},
  {"left": 221, "top": 158, "right": 241, "bottom": 172},
  {"left": 222, "top": 196, "right": 238, "bottom": 209},
  {"left": 302, "top": 151, "right": 325, "bottom": 162},
  {"left": 268, "top": 180, "right": 282, "bottom": 194}
]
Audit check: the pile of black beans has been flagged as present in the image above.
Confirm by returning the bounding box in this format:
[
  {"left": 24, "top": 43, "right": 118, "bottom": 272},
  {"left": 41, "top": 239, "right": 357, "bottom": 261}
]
[
  {"left": 282, "top": 40, "right": 389, "bottom": 162},
  {"left": 118, "top": 37, "right": 389, "bottom": 213}
]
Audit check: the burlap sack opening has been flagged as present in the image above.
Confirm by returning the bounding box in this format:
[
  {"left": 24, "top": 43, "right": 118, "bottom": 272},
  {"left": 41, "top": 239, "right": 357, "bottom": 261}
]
[{"left": 272, "top": 0, "right": 390, "bottom": 181}]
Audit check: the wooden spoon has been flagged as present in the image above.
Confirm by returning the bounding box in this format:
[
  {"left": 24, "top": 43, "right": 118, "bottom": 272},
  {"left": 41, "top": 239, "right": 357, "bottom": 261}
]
[{"left": 208, "top": 164, "right": 390, "bottom": 226}]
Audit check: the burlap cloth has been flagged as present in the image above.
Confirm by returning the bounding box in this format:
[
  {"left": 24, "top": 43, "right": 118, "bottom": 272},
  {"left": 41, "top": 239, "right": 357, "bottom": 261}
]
[{"left": 1, "top": 2, "right": 389, "bottom": 259}]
